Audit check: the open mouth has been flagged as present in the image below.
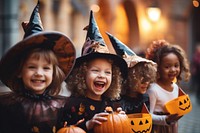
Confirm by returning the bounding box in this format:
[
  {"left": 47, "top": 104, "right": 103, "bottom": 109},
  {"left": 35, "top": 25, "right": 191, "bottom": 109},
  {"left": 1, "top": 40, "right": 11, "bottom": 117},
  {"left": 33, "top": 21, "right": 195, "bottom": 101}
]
[
  {"left": 31, "top": 79, "right": 45, "bottom": 83},
  {"left": 94, "top": 81, "right": 105, "bottom": 90}
]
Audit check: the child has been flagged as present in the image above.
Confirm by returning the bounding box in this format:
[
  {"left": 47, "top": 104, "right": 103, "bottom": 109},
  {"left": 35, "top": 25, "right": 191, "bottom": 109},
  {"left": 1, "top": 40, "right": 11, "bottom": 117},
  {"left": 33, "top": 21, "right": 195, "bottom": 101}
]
[
  {"left": 145, "top": 40, "right": 191, "bottom": 133},
  {"left": 0, "top": 1, "right": 76, "bottom": 133},
  {"left": 57, "top": 11, "right": 128, "bottom": 132},
  {"left": 107, "top": 33, "right": 157, "bottom": 114}
]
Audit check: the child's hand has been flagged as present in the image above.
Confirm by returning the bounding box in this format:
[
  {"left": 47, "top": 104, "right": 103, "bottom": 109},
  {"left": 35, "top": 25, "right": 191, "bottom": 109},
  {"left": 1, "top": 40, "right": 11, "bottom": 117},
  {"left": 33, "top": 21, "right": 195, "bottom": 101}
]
[
  {"left": 86, "top": 112, "right": 109, "bottom": 130},
  {"left": 166, "top": 114, "right": 182, "bottom": 124},
  {"left": 116, "top": 107, "right": 126, "bottom": 114}
]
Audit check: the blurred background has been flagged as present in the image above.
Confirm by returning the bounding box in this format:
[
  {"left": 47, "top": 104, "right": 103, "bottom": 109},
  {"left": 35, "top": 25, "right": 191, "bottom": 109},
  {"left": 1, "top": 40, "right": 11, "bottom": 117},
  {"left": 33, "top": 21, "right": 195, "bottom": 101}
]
[{"left": 0, "top": 0, "right": 200, "bottom": 132}]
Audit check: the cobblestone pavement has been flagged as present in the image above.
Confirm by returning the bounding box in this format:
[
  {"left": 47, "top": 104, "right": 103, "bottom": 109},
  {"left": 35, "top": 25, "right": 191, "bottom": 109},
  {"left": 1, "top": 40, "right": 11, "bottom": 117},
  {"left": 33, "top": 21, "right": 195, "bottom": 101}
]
[{"left": 178, "top": 91, "right": 200, "bottom": 133}]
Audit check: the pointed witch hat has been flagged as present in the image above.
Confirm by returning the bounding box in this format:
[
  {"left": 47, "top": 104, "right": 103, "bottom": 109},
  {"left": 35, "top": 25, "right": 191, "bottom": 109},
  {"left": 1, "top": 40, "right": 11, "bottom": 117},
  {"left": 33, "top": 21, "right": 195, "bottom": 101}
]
[
  {"left": 0, "top": 0, "right": 76, "bottom": 89},
  {"left": 107, "top": 32, "right": 156, "bottom": 68},
  {"left": 75, "top": 11, "right": 127, "bottom": 77}
]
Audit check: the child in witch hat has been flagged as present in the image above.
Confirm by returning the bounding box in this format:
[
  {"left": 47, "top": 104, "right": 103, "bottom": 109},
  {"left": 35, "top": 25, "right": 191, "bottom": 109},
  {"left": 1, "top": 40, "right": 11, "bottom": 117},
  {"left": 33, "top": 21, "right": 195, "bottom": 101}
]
[
  {"left": 0, "top": 1, "right": 76, "bottom": 133},
  {"left": 107, "top": 32, "right": 157, "bottom": 114},
  {"left": 145, "top": 40, "right": 190, "bottom": 133},
  {"left": 57, "top": 11, "right": 128, "bottom": 132}
]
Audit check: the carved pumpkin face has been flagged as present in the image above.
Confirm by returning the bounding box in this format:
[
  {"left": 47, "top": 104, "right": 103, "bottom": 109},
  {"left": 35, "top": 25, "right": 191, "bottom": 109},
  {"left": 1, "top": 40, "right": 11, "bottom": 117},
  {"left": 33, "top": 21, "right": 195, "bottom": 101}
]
[
  {"left": 127, "top": 113, "right": 152, "bottom": 133},
  {"left": 165, "top": 94, "right": 192, "bottom": 116},
  {"left": 94, "top": 107, "right": 131, "bottom": 133}
]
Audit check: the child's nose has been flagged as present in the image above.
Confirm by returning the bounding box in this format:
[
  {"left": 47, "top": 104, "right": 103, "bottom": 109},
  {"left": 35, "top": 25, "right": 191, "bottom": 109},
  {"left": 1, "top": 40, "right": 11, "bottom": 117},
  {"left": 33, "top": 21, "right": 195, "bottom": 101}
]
[
  {"left": 35, "top": 69, "right": 43, "bottom": 76},
  {"left": 98, "top": 72, "right": 106, "bottom": 78}
]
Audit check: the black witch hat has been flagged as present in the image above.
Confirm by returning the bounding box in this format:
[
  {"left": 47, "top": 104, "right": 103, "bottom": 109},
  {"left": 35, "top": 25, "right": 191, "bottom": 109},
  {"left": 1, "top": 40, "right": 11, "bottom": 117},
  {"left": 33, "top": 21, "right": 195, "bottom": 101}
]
[
  {"left": 0, "top": 0, "right": 76, "bottom": 89},
  {"left": 75, "top": 11, "right": 127, "bottom": 77},
  {"left": 107, "top": 32, "right": 156, "bottom": 68}
]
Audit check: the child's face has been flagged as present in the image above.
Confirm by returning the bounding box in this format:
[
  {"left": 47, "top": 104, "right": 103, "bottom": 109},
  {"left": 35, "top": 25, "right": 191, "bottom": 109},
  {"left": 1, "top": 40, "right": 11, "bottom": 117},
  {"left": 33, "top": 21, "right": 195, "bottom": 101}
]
[
  {"left": 159, "top": 53, "right": 180, "bottom": 83},
  {"left": 85, "top": 58, "right": 112, "bottom": 100},
  {"left": 135, "top": 80, "right": 150, "bottom": 94},
  {"left": 19, "top": 55, "right": 53, "bottom": 94}
]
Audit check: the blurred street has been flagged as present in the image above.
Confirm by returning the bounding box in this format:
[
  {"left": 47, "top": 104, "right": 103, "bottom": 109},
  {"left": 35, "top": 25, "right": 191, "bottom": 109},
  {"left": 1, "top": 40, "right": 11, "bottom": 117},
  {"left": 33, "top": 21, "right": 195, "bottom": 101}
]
[{"left": 178, "top": 91, "right": 200, "bottom": 133}]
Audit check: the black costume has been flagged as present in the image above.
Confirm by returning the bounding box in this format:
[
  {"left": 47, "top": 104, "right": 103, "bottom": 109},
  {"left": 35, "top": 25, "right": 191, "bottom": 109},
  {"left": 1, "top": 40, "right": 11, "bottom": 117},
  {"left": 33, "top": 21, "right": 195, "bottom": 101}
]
[
  {"left": 113, "top": 93, "right": 150, "bottom": 114},
  {"left": 57, "top": 96, "right": 112, "bottom": 133},
  {"left": 0, "top": 90, "right": 67, "bottom": 133}
]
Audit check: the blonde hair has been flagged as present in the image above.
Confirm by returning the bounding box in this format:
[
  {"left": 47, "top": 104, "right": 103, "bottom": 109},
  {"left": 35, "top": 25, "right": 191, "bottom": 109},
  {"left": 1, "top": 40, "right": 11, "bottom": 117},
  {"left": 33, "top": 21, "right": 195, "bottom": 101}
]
[
  {"left": 11, "top": 48, "right": 65, "bottom": 95},
  {"left": 66, "top": 58, "right": 123, "bottom": 100}
]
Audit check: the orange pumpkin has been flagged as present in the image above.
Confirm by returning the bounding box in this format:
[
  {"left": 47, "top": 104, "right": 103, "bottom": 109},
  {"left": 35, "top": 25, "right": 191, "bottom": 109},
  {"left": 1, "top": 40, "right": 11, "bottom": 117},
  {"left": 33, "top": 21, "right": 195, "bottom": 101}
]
[
  {"left": 94, "top": 107, "right": 131, "bottom": 133},
  {"left": 57, "top": 122, "right": 86, "bottom": 133}
]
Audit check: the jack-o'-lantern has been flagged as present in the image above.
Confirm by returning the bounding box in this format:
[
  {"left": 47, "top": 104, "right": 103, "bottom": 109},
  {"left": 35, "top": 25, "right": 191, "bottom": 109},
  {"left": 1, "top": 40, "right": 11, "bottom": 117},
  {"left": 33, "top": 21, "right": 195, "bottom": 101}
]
[
  {"left": 165, "top": 88, "right": 192, "bottom": 116},
  {"left": 57, "top": 122, "right": 86, "bottom": 133},
  {"left": 127, "top": 104, "right": 152, "bottom": 133},
  {"left": 94, "top": 107, "right": 131, "bottom": 133}
]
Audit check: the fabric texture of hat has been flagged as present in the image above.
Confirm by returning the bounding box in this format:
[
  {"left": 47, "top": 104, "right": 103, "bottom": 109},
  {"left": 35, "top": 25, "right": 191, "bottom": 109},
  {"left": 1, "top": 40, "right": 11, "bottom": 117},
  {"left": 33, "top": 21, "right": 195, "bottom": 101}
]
[
  {"left": 0, "top": 1, "right": 76, "bottom": 88},
  {"left": 75, "top": 10, "right": 127, "bottom": 77},
  {"left": 107, "top": 32, "right": 156, "bottom": 68}
]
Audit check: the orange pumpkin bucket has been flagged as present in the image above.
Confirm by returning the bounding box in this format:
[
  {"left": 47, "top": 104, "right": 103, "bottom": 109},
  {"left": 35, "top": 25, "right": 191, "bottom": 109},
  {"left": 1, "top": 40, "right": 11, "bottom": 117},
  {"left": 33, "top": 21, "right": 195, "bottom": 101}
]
[
  {"left": 165, "top": 94, "right": 192, "bottom": 116},
  {"left": 127, "top": 113, "right": 152, "bottom": 133}
]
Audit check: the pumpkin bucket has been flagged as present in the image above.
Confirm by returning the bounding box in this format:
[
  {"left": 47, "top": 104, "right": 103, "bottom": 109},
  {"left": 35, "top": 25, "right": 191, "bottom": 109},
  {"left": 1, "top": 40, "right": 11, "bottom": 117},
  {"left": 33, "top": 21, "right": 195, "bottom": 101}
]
[
  {"left": 165, "top": 94, "right": 192, "bottom": 116},
  {"left": 127, "top": 113, "right": 152, "bottom": 133}
]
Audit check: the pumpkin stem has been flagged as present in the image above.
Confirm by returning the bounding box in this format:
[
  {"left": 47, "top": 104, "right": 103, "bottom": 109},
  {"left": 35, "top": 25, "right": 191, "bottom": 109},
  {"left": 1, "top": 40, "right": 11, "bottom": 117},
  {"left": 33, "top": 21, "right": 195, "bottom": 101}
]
[{"left": 105, "top": 106, "right": 113, "bottom": 113}]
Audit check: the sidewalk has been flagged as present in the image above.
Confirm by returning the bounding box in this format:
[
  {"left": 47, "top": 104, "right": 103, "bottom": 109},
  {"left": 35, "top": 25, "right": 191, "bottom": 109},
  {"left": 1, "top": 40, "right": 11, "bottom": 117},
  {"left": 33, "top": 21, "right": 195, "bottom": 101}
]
[{"left": 178, "top": 92, "right": 200, "bottom": 133}]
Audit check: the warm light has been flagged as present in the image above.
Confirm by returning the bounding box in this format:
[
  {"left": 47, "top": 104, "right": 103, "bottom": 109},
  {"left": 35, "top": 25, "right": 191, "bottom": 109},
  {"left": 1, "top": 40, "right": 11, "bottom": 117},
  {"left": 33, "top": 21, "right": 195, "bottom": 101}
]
[
  {"left": 193, "top": 0, "right": 199, "bottom": 7},
  {"left": 147, "top": 7, "right": 161, "bottom": 22},
  {"left": 90, "top": 4, "right": 100, "bottom": 12}
]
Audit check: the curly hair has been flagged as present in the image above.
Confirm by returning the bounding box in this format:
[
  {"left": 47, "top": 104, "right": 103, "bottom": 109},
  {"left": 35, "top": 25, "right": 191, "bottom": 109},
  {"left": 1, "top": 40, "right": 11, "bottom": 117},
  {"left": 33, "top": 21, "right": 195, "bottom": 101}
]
[
  {"left": 145, "top": 40, "right": 191, "bottom": 82},
  {"left": 123, "top": 62, "right": 157, "bottom": 95},
  {"left": 11, "top": 48, "right": 65, "bottom": 96},
  {"left": 66, "top": 58, "right": 123, "bottom": 100}
]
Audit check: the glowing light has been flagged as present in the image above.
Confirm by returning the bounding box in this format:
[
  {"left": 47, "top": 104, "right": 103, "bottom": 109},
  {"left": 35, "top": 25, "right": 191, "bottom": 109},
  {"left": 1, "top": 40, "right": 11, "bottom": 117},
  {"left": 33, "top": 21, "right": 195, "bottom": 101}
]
[
  {"left": 193, "top": 0, "right": 199, "bottom": 7},
  {"left": 90, "top": 4, "right": 100, "bottom": 12},
  {"left": 147, "top": 7, "right": 161, "bottom": 22}
]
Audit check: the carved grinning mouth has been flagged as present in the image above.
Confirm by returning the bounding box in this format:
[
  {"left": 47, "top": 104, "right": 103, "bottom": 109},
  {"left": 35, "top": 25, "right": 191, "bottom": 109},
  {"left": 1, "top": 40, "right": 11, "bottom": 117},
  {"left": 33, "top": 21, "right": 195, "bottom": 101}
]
[
  {"left": 179, "top": 102, "right": 191, "bottom": 111},
  {"left": 131, "top": 124, "right": 152, "bottom": 133}
]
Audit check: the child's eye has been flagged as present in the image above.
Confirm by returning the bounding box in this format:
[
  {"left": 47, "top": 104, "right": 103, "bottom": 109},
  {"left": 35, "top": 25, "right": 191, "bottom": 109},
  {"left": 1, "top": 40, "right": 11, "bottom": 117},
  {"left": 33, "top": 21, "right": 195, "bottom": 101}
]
[
  {"left": 105, "top": 71, "right": 112, "bottom": 75},
  {"left": 43, "top": 66, "right": 51, "bottom": 70},
  {"left": 28, "top": 65, "right": 36, "bottom": 69},
  {"left": 91, "top": 69, "right": 99, "bottom": 72}
]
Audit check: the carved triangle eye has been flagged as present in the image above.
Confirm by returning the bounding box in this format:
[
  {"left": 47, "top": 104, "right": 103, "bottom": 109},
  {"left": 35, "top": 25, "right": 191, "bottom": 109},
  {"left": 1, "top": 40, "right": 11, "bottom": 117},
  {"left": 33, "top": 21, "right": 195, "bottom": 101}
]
[
  {"left": 131, "top": 120, "right": 134, "bottom": 125},
  {"left": 184, "top": 99, "right": 187, "bottom": 103},
  {"left": 139, "top": 121, "right": 143, "bottom": 125},
  {"left": 179, "top": 101, "right": 183, "bottom": 106},
  {"left": 145, "top": 119, "right": 149, "bottom": 124}
]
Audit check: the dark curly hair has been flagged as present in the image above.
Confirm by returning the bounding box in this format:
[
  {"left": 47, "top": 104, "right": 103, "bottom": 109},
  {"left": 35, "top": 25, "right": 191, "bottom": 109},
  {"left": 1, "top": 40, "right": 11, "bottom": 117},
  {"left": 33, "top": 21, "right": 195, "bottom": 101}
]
[
  {"left": 145, "top": 40, "right": 190, "bottom": 82},
  {"left": 122, "top": 62, "right": 157, "bottom": 95},
  {"left": 66, "top": 58, "right": 123, "bottom": 100}
]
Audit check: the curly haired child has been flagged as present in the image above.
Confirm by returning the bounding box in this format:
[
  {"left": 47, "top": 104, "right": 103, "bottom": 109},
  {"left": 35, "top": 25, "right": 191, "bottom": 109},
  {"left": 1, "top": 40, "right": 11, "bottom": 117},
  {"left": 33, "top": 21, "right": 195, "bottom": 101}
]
[
  {"left": 145, "top": 40, "right": 190, "bottom": 133},
  {"left": 107, "top": 33, "right": 157, "bottom": 114},
  {"left": 57, "top": 11, "right": 127, "bottom": 133}
]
